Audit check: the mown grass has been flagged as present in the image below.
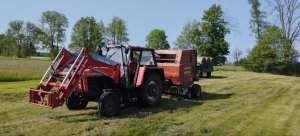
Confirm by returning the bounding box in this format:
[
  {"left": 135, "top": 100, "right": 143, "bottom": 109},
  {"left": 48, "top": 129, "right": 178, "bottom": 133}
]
[
  {"left": 0, "top": 69, "right": 300, "bottom": 136},
  {"left": 0, "top": 57, "right": 50, "bottom": 82},
  {"left": 214, "top": 65, "right": 246, "bottom": 71}
]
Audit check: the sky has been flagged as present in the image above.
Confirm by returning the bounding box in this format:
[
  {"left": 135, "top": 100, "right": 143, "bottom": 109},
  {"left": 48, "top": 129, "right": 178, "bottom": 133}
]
[{"left": 0, "top": 0, "right": 281, "bottom": 61}]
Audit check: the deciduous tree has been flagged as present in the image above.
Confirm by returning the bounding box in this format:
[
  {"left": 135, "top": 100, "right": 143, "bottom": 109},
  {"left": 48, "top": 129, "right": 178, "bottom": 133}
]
[
  {"left": 106, "top": 17, "right": 129, "bottom": 45},
  {"left": 175, "top": 21, "right": 202, "bottom": 50},
  {"left": 23, "top": 22, "right": 43, "bottom": 56},
  {"left": 6, "top": 20, "right": 24, "bottom": 57},
  {"left": 232, "top": 47, "right": 243, "bottom": 65},
  {"left": 199, "top": 4, "right": 230, "bottom": 65},
  {"left": 40, "top": 11, "right": 68, "bottom": 58},
  {"left": 267, "top": 0, "right": 300, "bottom": 46},
  {"left": 248, "top": 0, "right": 269, "bottom": 40},
  {"left": 69, "top": 17, "right": 105, "bottom": 53},
  {"left": 244, "top": 26, "right": 298, "bottom": 73},
  {"left": 5, "top": 21, "right": 41, "bottom": 57},
  {"left": 146, "top": 29, "right": 169, "bottom": 49},
  {"left": 0, "top": 34, "right": 4, "bottom": 54}
]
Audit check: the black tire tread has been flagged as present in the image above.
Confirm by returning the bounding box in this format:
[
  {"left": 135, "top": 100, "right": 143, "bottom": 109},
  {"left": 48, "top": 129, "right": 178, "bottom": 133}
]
[
  {"left": 98, "top": 91, "right": 120, "bottom": 117},
  {"left": 66, "top": 93, "right": 88, "bottom": 110},
  {"left": 207, "top": 72, "right": 211, "bottom": 77},
  {"left": 191, "top": 84, "right": 202, "bottom": 98},
  {"left": 138, "top": 72, "right": 163, "bottom": 107}
]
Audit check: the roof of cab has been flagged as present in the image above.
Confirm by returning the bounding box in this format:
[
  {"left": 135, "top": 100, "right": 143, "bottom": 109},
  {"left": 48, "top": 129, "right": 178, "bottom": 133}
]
[{"left": 107, "top": 45, "right": 154, "bottom": 51}]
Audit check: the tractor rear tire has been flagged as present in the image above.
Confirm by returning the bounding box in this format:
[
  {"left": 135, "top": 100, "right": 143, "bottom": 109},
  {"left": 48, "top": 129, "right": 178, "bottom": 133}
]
[
  {"left": 191, "top": 84, "right": 202, "bottom": 98},
  {"left": 66, "top": 93, "right": 88, "bottom": 110},
  {"left": 98, "top": 91, "right": 120, "bottom": 117},
  {"left": 138, "top": 73, "right": 163, "bottom": 107}
]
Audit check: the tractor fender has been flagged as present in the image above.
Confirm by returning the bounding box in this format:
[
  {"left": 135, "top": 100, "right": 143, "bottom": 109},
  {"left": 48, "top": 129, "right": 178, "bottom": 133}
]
[{"left": 136, "top": 66, "right": 164, "bottom": 88}]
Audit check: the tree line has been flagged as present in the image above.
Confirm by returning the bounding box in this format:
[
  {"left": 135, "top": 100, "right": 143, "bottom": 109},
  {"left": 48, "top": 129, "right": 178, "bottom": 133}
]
[
  {"left": 0, "top": 4, "right": 230, "bottom": 66},
  {"left": 174, "top": 4, "right": 230, "bottom": 65},
  {"left": 3, "top": 1, "right": 298, "bottom": 74},
  {"left": 239, "top": 0, "right": 300, "bottom": 74},
  {"left": 0, "top": 11, "right": 130, "bottom": 58}
]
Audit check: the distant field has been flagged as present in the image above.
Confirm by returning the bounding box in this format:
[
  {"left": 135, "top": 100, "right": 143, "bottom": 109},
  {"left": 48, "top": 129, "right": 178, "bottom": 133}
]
[
  {"left": 0, "top": 57, "right": 240, "bottom": 82},
  {"left": 0, "top": 57, "right": 50, "bottom": 82},
  {"left": 0, "top": 67, "right": 299, "bottom": 135}
]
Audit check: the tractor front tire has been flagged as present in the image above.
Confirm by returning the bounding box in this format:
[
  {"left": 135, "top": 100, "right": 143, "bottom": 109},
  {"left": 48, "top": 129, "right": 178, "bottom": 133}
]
[
  {"left": 66, "top": 93, "right": 88, "bottom": 110},
  {"left": 138, "top": 73, "right": 163, "bottom": 107},
  {"left": 191, "top": 84, "right": 202, "bottom": 98},
  {"left": 98, "top": 91, "right": 120, "bottom": 117}
]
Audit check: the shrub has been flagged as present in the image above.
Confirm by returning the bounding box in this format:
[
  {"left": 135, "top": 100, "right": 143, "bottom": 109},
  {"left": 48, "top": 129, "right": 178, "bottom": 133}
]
[{"left": 243, "top": 26, "right": 299, "bottom": 74}]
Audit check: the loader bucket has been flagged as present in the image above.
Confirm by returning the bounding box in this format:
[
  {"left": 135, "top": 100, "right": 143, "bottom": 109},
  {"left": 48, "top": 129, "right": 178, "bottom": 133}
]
[
  {"left": 29, "top": 48, "right": 86, "bottom": 109},
  {"left": 29, "top": 89, "right": 64, "bottom": 108}
]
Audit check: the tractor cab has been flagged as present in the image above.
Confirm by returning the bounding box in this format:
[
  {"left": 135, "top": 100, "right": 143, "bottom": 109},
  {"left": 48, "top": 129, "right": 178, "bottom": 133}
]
[{"left": 105, "top": 45, "right": 158, "bottom": 88}]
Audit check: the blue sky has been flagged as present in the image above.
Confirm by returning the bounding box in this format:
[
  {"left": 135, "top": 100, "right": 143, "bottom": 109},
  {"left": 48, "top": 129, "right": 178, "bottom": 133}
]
[{"left": 0, "top": 0, "right": 279, "bottom": 60}]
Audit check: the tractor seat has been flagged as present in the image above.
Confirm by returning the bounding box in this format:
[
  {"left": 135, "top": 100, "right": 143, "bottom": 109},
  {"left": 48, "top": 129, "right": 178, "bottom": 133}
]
[{"left": 129, "top": 61, "right": 137, "bottom": 72}]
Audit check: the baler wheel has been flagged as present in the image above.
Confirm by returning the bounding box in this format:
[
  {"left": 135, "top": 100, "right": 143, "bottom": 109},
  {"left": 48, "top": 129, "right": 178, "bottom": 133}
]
[
  {"left": 138, "top": 73, "right": 163, "bottom": 107},
  {"left": 191, "top": 84, "right": 202, "bottom": 98},
  {"left": 199, "top": 72, "right": 203, "bottom": 78},
  {"left": 185, "top": 91, "right": 192, "bottom": 99},
  {"left": 66, "top": 93, "right": 88, "bottom": 110},
  {"left": 98, "top": 91, "right": 120, "bottom": 117},
  {"left": 207, "top": 72, "right": 211, "bottom": 78}
]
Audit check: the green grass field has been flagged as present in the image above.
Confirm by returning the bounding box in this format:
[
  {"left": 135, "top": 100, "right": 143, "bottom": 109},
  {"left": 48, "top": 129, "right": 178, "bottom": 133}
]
[
  {"left": 0, "top": 58, "right": 300, "bottom": 136},
  {"left": 0, "top": 57, "right": 50, "bottom": 82}
]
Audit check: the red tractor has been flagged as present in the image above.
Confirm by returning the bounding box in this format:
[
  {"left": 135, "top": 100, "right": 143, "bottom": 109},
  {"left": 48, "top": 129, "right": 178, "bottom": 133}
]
[{"left": 29, "top": 45, "right": 201, "bottom": 117}]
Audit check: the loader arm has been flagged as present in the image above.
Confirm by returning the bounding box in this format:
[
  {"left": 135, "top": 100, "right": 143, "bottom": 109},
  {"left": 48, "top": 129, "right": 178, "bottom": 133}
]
[{"left": 29, "top": 48, "right": 121, "bottom": 108}]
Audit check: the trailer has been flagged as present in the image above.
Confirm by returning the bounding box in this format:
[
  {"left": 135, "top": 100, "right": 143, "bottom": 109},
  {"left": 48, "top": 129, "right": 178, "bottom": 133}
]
[{"left": 196, "top": 56, "right": 214, "bottom": 78}]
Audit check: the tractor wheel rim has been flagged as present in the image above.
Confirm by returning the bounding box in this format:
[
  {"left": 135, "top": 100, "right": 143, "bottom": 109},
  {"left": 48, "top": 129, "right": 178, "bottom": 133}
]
[{"left": 148, "top": 81, "right": 159, "bottom": 101}]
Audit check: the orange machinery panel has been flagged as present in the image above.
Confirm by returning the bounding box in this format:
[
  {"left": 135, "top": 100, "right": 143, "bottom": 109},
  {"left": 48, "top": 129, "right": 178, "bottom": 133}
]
[{"left": 155, "top": 50, "right": 197, "bottom": 86}]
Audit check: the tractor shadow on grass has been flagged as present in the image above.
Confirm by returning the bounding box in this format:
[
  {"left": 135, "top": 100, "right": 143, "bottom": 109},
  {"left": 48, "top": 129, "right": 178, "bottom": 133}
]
[
  {"left": 49, "top": 97, "right": 204, "bottom": 122},
  {"left": 49, "top": 92, "right": 233, "bottom": 122},
  {"left": 202, "top": 92, "right": 234, "bottom": 101},
  {"left": 200, "top": 75, "right": 228, "bottom": 79},
  {"left": 118, "top": 92, "right": 234, "bottom": 118},
  {"left": 118, "top": 97, "right": 203, "bottom": 118}
]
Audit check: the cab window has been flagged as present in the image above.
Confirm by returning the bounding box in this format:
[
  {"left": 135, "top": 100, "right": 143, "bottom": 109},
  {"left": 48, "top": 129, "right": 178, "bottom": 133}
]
[{"left": 140, "top": 50, "right": 155, "bottom": 66}]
